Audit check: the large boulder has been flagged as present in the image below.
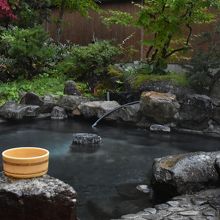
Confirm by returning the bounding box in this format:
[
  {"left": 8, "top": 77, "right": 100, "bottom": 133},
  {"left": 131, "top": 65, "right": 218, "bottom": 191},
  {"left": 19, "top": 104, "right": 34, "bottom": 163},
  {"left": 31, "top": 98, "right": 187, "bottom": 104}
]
[
  {"left": 178, "top": 94, "right": 213, "bottom": 129},
  {"left": 79, "top": 101, "right": 120, "bottom": 120},
  {"left": 20, "top": 93, "right": 59, "bottom": 114},
  {"left": 58, "top": 95, "right": 86, "bottom": 111},
  {"left": 51, "top": 106, "right": 67, "bottom": 120},
  {"left": 152, "top": 151, "right": 220, "bottom": 199},
  {"left": 140, "top": 91, "right": 180, "bottom": 124},
  {"left": 0, "top": 174, "right": 77, "bottom": 220},
  {"left": 115, "top": 103, "right": 140, "bottom": 123},
  {"left": 64, "top": 80, "right": 81, "bottom": 96},
  {"left": 20, "top": 92, "right": 44, "bottom": 106},
  {"left": 0, "top": 102, "right": 40, "bottom": 120},
  {"left": 40, "top": 95, "right": 59, "bottom": 114}
]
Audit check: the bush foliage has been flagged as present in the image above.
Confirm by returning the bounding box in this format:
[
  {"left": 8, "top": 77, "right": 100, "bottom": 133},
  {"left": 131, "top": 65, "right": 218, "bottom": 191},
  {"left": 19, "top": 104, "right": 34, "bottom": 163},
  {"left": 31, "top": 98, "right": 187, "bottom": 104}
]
[
  {"left": 51, "top": 41, "right": 122, "bottom": 91},
  {"left": 0, "top": 26, "right": 57, "bottom": 80}
]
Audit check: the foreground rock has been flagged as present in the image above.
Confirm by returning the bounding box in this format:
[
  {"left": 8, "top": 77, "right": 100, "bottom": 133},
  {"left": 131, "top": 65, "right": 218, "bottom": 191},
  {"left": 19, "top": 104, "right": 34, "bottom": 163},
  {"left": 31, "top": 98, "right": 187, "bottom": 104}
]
[
  {"left": 0, "top": 101, "right": 40, "bottom": 119},
  {"left": 116, "top": 188, "right": 220, "bottom": 220},
  {"left": 152, "top": 151, "right": 220, "bottom": 198},
  {"left": 140, "top": 92, "right": 180, "bottom": 124},
  {"left": 0, "top": 174, "right": 77, "bottom": 220}
]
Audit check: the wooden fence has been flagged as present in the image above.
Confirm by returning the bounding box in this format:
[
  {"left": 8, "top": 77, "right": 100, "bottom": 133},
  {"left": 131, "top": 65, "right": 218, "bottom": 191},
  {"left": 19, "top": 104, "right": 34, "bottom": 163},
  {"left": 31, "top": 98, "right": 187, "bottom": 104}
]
[{"left": 46, "top": 2, "right": 220, "bottom": 61}]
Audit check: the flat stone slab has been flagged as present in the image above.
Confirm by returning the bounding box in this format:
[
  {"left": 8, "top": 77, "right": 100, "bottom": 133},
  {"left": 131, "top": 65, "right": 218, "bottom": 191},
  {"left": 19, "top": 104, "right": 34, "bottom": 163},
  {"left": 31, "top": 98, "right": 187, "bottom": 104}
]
[
  {"left": 0, "top": 174, "right": 77, "bottom": 220},
  {"left": 115, "top": 188, "right": 220, "bottom": 220}
]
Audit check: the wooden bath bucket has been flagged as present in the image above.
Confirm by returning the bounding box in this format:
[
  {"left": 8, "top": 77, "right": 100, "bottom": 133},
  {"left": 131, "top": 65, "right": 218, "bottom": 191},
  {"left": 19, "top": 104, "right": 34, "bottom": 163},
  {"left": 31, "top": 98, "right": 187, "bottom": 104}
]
[{"left": 2, "top": 147, "right": 49, "bottom": 179}]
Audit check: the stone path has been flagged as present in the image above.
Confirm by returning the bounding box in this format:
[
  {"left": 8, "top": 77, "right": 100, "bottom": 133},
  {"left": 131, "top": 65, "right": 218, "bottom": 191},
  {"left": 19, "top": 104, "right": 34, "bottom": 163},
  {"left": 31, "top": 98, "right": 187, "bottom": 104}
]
[{"left": 114, "top": 188, "right": 220, "bottom": 220}]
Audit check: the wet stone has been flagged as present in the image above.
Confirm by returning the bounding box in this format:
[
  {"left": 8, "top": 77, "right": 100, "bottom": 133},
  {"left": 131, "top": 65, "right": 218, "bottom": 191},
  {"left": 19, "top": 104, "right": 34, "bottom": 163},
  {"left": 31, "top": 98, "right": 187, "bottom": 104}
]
[
  {"left": 168, "top": 207, "right": 187, "bottom": 212},
  {"left": 155, "top": 203, "right": 169, "bottom": 210},
  {"left": 72, "top": 133, "right": 102, "bottom": 145},
  {"left": 191, "top": 198, "right": 207, "bottom": 206},
  {"left": 166, "top": 201, "right": 180, "bottom": 207},
  {"left": 202, "top": 210, "right": 216, "bottom": 217},
  {"left": 121, "top": 213, "right": 141, "bottom": 219},
  {"left": 143, "top": 208, "right": 157, "bottom": 215},
  {"left": 179, "top": 211, "right": 200, "bottom": 216},
  {"left": 115, "top": 189, "right": 220, "bottom": 220}
]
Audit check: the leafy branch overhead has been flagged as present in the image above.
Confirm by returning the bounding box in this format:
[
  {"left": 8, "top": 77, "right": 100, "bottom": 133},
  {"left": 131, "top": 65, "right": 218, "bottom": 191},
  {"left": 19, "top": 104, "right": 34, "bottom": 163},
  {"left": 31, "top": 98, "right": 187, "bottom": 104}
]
[
  {"left": 103, "top": 0, "right": 220, "bottom": 70},
  {"left": 52, "top": 0, "right": 99, "bottom": 16},
  {"left": 51, "top": 0, "right": 99, "bottom": 41}
]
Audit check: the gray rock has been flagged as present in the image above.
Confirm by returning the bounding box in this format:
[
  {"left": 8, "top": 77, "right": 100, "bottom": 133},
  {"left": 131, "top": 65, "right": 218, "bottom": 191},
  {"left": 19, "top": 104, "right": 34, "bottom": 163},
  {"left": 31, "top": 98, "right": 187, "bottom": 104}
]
[
  {"left": 40, "top": 95, "right": 59, "bottom": 114},
  {"left": 115, "top": 188, "right": 220, "bottom": 220},
  {"left": 140, "top": 92, "right": 180, "bottom": 124},
  {"left": 211, "top": 77, "right": 220, "bottom": 99},
  {"left": 178, "top": 94, "right": 213, "bottom": 130},
  {"left": 20, "top": 92, "right": 43, "bottom": 106},
  {"left": 0, "top": 174, "right": 77, "bottom": 220},
  {"left": 79, "top": 101, "right": 120, "bottom": 120},
  {"left": 72, "top": 133, "right": 102, "bottom": 145},
  {"left": 150, "top": 124, "right": 171, "bottom": 133},
  {"left": 136, "top": 185, "right": 151, "bottom": 194},
  {"left": 58, "top": 95, "right": 86, "bottom": 111},
  {"left": 179, "top": 211, "right": 200, "bottom": 216},
  {"left": 64, "top": 80, "right": 81, "bottom": 96},
  {"left": 213, "top": 106, "right": 220, "bottom": 124},
  {"left": 0, "top": 101, "right": 40, "bottom": 120},
  {"left": 203, "top": 121, "right": 220, "bottom": 137},
  {"left": 152, "top": 151, "right": 220, "bottom": 198},
  {"left": 116, "top": 103, "right": 140, "bottom": 123},
  {"left": 143, "top": 208, "right": 157, "bottom": 215},
  {"left": 51, "top": 106, "right": 67, "bottom": 120}
]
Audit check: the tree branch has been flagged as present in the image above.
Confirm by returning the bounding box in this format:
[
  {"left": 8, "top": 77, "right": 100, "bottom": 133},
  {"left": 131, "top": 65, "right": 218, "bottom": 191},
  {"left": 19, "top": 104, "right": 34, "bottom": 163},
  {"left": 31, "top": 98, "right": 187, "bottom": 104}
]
[
  {"left": 146, "top": 46, "right": 153, "bottom": 58},
  {"left": 165, "top": 46, "right": 191, "bottom": 58}
]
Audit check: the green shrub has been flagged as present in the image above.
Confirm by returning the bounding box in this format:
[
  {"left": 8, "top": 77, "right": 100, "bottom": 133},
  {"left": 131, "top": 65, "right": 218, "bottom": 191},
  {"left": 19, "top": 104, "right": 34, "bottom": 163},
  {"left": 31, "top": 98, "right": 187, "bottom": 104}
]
[
  {"left": 187, "top": 22, "right": 220, "bottom": 94},
  {"left": 0, "top": 74, "right": 65, "bottom": 105},
  {"left": 108, "top": 63, "right": 189, "bottom": 90},
  {"left": 133, "top": 72, "right": 189, "bottom": 89},
  {"left": 0, "top": 74, "right": 94, "bottom": 105},
  {"left": 0, "top": 26, "right": 56, "bottom": 80},
  {"left": 51, "top": 41, "right": 122, "bottom": 91}
]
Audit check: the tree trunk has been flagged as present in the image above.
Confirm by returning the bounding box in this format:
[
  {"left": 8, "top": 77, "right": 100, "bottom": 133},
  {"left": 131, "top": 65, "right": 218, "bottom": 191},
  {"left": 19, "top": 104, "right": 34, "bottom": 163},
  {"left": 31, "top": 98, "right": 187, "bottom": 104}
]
[{"left": 56, "top": 0, "right": 66, "bottom": 42}]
